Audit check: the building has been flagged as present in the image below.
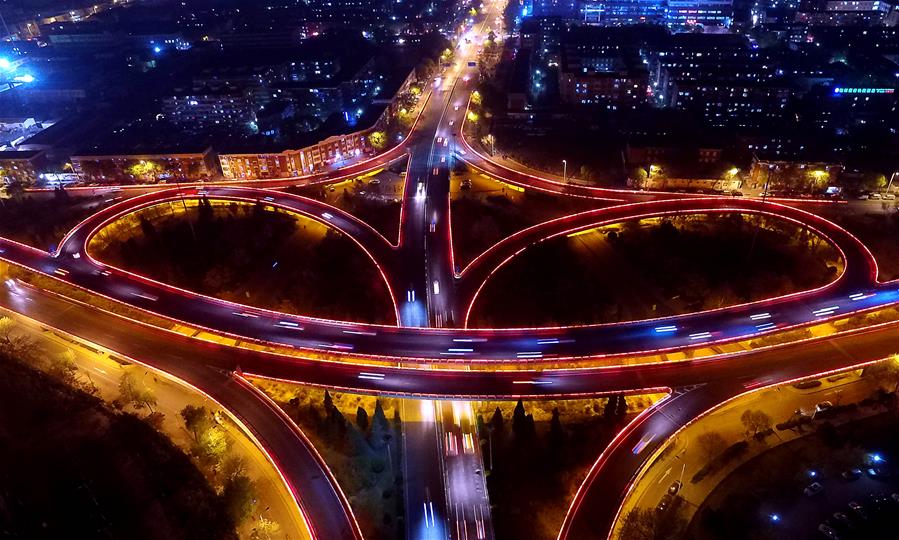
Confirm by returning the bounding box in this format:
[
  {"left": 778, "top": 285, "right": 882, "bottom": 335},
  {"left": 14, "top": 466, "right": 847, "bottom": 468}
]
[
  {"left": 532, "top": 0, "right": 581, "bottom": 18},
  {"left": 556, "top": 26, "right": 654, "bottom": 107},
  {"left": 665, "top": 0, "right": 734, "bottom": 27},
  {"left": 0, "top": 150, "right": 46, "bottom": 185},
  {"left": 559, "top": 59, "right": 650, "bottom": 107},
  {"left": 749, "top": 158, "right": 843, "bottom": 189},
  {"left": 219, "top": 131, "right": 372, "bottom": 179},
  {"left": 654, "top": 33, "right": 792, "bottom": 128},
  {"left": 581, "top": 0, "right": 667, "bottom": 24},
  {"left": 796, "top": 0, "right": 896, "bottom": 25},
  {"left": 71, "top": 147, "right": 216, "bottom": 184},
  {"left": 161, "top": 91, "right": 257, "bottom": 132}
]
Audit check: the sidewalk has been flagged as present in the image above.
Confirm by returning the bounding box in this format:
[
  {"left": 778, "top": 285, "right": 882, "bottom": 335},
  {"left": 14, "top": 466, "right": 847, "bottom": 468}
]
[{"left": 616, "top": 370, "right": 880, "bottom": 537}]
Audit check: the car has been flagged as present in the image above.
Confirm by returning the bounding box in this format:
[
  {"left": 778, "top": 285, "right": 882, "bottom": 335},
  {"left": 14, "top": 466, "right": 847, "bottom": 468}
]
[
  {"left": 328, "top": 185, "right": 336, "bottom": 192},
  {"left": 870, "top": 192, "right": 882, "bottom": 199},
  {"left": 831, "top": 512, "right": 853, "bottom": 530},
  {"left": 866, "top": 466, "right": 891, "bottom": 478},
  {"left": 848, "top": 501, "right": 867, "bottom": 520},
  {"left": 656, "top": 494, "right": 672, "bottom": 513},
  {"left": 454, "top": 105, "right": 460, "bottom": 111},
  {"left": 891, "top": 492, "right": 899, "bottom": 504},
  {"left": 818, "top": 524, "right": 841, "bottom": 540},
  {"left": 841, "top": 468, "right": 862, "bottom": 481},
  {"left": 794, "top": 379, "right": 823, "bottom": 390},
  {"left": 668, "top": 481, "right": 682, "bottom": 495},
  {"left": 884, "top": 193, "right": 896, "bottom": 200},
  {"left": 856, "top": 193, "right": 869, "bottom": 200},
  {"left": 805, "top": 482, "right": 824, "bottom": 496},
  {"left": 369, "top": 178, "right": 381, "bottom": 185},
  {"left": 449, "top": 120, "right": 455, "bottom": 126},
  {"left": 816, "top": 401, "right": 834, "bottom": 412},
  {"left": 460, "top": 179, "right": 472, "bottom": 190}
]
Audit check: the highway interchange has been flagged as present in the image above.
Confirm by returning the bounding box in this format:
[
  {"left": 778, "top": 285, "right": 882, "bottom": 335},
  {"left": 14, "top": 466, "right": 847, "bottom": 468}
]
[{"left": 3, "top": 4, "right": 899, "bottom": 540}]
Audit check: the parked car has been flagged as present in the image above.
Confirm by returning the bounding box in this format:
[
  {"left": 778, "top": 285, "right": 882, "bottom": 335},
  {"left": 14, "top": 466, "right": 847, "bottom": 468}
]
[
  {"left": 866, "top": 466, "right": 891, "bottom": 479},
  {"left": 668, "top": 481, "right": 682, "bottom": 495},
  {"left": 848, "top": 501, "right": 867, "bottom": 520},
  {"left": 818, "top": 524, "right": 841, "bottom": 539},
  {"left": 841, "top": 468, "right": 862, "bottom": 481},
  {"left": 805, "top": 482, "right": 824, "bottom": 496},
  {"left": 816, "top": 401, "right": 834, "bottom": 413},
  {"left": 831, "top": 512, "right": 854, "bottom": 530}
]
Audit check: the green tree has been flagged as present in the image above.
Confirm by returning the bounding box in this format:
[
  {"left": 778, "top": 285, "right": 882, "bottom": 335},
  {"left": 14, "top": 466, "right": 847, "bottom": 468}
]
[
  {"left": 0, "top": 316, "right": 32, "bottom": 355},
  {"left": 48, "top": 348, "right": 79, "bottom": 384},
  {"left": 489, "top": 407, "right": 504, "bottom": 433},
  {"left": 180, "top": 404, "right": 213, "bottom": 443},
  {"left": 118, "top": 371, "right": 157, "bottom": 412},
  {"left": 548, "top": 407, "right": 565, "bottom": 449},
  {"left": 619, "top": 502, "right": 687, "bottom": 540},
  {"left": 368, "top": 131, "right": 388, "bottom": 151},
  {"left": 200, "top": 425, "right": 229, "bottom": 461},
  {"left": 222, "top": 474, "right": 257, "bottom": 524},
  {"left": 512, "top": 399, "right": 528, "bottom": 438},
  {"left": 369, "top": 400, "right": 391, "bottom": 450},
  {"left": 250, "top": 517, "right": 281, "bottom": 540},
  {"left": 356, "top": 406, "right": 370, "bottom": 432},
  {"left": 740, "top": 409, "right": 772, "bottom": 437},
  {"left": 864, "top": 357, "right": 899, "bottom": 393}
]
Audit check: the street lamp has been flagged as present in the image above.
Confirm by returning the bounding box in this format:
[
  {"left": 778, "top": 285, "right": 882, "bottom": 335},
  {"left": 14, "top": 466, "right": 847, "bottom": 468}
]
[
  {"left": 887, "top": 171, "right": 898, "bottom": 194},
  {"left": 562, "top": 159, "right": 567, "bottom": 183}
]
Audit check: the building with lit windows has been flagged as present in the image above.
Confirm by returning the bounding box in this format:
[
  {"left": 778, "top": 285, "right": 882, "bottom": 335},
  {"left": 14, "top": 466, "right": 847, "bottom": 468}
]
[
  {"left": 665, "top": 0, "right": 734, "bottom": 27},
  {"left": 71, "top": 147, "right": 216, "bottom": 185},
  {"left": 581, "top": 0, "right": 667, "bottom": 24},
  {"left": 0, "top": 150, "right": 46, "bottom": 185},
  {"left": 161, "top": 91, "right": 257, "bottom": 132}
]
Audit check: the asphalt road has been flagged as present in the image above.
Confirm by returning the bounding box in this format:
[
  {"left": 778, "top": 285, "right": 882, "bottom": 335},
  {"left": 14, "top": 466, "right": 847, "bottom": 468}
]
[{"left": 2, "top": 190, "right": 893, "bottom": 365}]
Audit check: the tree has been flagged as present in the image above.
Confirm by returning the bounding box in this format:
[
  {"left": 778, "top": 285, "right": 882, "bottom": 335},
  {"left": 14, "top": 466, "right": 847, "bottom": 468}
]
[
  {"left": 250, "top": 517, "right": 281, "bottom": 540},
  {"left": 697, "top": 432, "right": 728, "bottom": 462},
  {"left": 118, "top": 371, "right": 157, "bottom": 412},
  {"left": 489, "top": 407, "right": 504, "bottom": 434},
  {"left": 619, "top": 503, "right": 687, "bottom": 540},
  {"left": 368, "top": 131, "right": 388, "bottom": 151},
  {"left": 221, "top": 455, "right": 249, "bottom": 481},
  {"left": 144, "top": 411, "right": 166, "bottom": 431},
  {"left": 549, "top": 407, "right": 565, "bottom": 449},
  {"left": 740, "top": 410, "right": 772, "bottom": 437},
  {"left": 48, "top": 348, "right": 78, "bottom": 384},
  {"left": 200, "top": 425, "right": 229, "bottom": 461},
  {"left": 512, "top": 399, "right": 528, "bottom": 439},
  {"left": 415, "top": 58, "right": 436, "bottom": 81},
  {"left": 0, "top": 316, "right": 33, "bottom": 355},
  {"left": 4, "top": 180, "right": 24, "bottom": 202},
  {"left": 864, "top": 356, "right": 899, "bottom": 393},
  {"left": 369, "top": 399, "right": 391, "bottom": 450},
  {"left": 180, "top": 404, "right": 213, "bottom": 444},
  {"left": 356, "top": 406, "right": 370, "bottom": 432},
  {"left": 222, "top": 474, "right": 257, "bottom": 524},
  {"left": 323, "top": 390, "right": 334, "bottom": 413},
  {"left": 604, "top": 394, "right": 627, "bottom": 425}
]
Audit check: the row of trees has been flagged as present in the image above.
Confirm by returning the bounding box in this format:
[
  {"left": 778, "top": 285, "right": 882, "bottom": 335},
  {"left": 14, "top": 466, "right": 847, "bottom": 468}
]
[
  {"left": 284, "top": 389, "right": 403, "bottom": 540},
  {"left": 477, "top": 397, "right": 631, "bottom": 539}
]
